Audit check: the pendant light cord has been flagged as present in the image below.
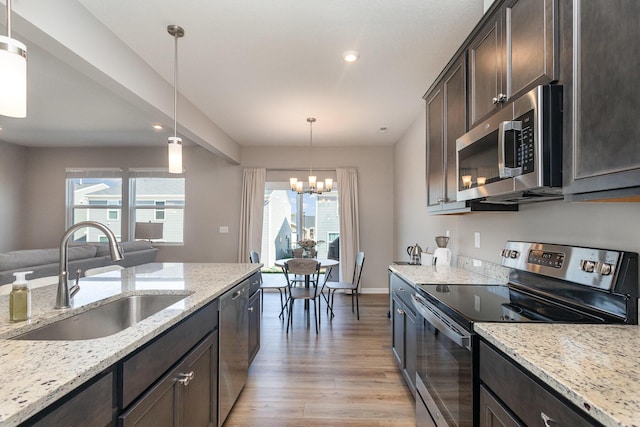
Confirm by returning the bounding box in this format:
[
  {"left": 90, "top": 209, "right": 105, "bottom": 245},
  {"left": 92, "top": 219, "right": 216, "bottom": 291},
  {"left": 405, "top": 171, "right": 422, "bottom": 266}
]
[
  {"left": 6, "top": 0, "right": 11, "bottom": 37},
  {"left": 173, "top": 31, "right": 178, "bottom": 139},
  {"left": 309, "top": 119, "right": 313, "bottom": 176}
]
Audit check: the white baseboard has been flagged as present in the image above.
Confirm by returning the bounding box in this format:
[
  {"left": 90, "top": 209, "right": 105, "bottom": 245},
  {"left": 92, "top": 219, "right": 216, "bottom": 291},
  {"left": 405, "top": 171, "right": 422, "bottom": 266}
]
[{"left": 359, "top": 288, "right": 388, "bottom": 294}]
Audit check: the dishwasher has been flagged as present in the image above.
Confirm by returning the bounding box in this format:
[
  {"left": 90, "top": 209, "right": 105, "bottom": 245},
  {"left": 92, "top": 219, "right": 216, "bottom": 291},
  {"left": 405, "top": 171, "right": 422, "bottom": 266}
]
[{"left": 218, "top": 279, "right": 249, "bottom": 426}]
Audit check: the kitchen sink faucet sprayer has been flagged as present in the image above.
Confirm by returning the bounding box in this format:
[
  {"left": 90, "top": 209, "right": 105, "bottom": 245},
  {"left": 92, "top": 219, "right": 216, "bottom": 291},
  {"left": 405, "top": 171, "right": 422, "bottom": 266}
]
[{"left": 56, "top": 221, "right": 124, "bottom": 309}]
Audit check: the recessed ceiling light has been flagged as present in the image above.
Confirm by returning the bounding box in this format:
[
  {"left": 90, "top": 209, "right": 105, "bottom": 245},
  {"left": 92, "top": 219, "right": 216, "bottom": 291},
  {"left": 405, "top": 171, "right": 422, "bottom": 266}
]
[
  {"left": 153, "top": 124, "right": 163, "bottom": 130},
  {"left": 342, "top": 50, "right": 360, "bottom": 63}
]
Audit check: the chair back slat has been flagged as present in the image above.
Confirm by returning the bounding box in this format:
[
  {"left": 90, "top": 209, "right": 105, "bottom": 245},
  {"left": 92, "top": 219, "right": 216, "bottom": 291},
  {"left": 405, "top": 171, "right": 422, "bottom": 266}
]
[
  {"left": 352, "top": 251, "right": 366, "bottom": 286},
  {"left": 285, "top": 259, "right": 320, "bottom": 276}
]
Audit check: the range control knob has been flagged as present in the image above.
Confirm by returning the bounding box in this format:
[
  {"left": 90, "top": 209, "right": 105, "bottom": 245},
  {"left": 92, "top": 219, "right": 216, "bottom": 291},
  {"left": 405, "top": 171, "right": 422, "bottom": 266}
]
[
  {"left": 509, "top": 250, "right": 519, "bottom": 259},
  {"left": 580, "top": 260, "right": 596, "bottom": 273},
  {"left": 599, "top": 263, "right": 613, "bottom": 275}
]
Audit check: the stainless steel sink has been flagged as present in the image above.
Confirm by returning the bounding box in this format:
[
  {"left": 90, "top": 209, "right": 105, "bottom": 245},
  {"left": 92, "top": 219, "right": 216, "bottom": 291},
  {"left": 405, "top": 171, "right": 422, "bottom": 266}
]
[{"left": 12, "top": 294, "right": 187, "bottom": 341}]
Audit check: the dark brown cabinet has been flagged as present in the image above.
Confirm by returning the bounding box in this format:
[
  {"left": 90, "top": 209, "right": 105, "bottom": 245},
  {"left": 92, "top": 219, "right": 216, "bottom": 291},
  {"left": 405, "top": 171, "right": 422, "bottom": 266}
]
[
  {"left": 119, "top": 331, "right": 218, "bottom": 427},
  {"left": 426, "top": 54, "right": 468, "bottom": 213},
  {"left": 27, "top": 370, "right": 115, "bottom": 427},
  {"left": 468, "top": 0, "right": 558, "bottom": 127},
  {"left": 248, "top": 288, "right": 261, "bottom": 365},
  {"left": 389, "top": 273, "right": 416, "bottom": 396},
  {"left": 479, "top": 341, "right": 597, "bottom": 426},
  {"left": 479, "top": 385, "right": 523, "bottom": 427},
  {"left": 562, "top": 0, "right": 640, "bottom": 201}
]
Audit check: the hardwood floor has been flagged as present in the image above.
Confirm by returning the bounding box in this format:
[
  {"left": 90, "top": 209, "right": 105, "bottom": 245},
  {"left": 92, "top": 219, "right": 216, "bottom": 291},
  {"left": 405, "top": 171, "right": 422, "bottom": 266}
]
[{"left": 224, "top": 277, "right": 416, "bottom": 426}]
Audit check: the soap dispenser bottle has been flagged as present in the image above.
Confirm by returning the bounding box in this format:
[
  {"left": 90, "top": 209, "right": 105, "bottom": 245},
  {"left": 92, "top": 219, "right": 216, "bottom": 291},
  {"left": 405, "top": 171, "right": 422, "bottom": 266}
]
[{"left": 10, "top": 271, "right": 33, "bottom": 322}]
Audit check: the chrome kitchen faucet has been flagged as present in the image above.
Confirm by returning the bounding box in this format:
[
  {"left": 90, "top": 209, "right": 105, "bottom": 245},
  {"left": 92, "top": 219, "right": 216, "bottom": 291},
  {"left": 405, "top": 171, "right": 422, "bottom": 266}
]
[{"left": 55, "top": 221, "right": 124, "bottom": 309}]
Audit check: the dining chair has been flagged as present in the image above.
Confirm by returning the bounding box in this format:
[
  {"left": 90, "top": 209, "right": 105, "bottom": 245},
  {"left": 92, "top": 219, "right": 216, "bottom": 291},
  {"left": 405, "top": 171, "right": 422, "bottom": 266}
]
[
  {"left": 250, "top": 251, "right": 287, "bottom": 319},
  {"left": 324, "top": 251, "right": 365, "bottom": 320},
  {"left": 283, "top": 259, "right": 322, "bottom": 333}
]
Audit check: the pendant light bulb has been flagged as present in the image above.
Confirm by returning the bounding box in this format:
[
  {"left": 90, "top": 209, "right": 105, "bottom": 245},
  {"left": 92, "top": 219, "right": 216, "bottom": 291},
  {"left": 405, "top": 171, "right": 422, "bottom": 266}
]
[
  {"left": 167, "top": 25, "right": 184, "bottom": 174},
  {"left": 0, "top": 0, "right": 27, "bottom": 118}
]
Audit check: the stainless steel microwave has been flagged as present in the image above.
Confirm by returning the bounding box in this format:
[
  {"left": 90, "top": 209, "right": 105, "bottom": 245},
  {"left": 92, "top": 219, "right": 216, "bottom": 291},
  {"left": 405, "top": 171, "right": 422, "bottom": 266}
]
[{"left": 456, "top": 85, "right": 563, "bottom": 204}]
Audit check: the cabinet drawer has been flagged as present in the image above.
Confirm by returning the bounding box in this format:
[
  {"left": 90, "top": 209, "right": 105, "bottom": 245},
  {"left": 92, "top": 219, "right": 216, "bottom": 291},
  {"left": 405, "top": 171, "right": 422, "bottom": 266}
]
[
  {"left": 29, "top": 370, "right": 114, "bottom": 427},
  {"left": 121, "top": 299, "right": 218, "bottom": 409},
  {"left": 480, "top": 341, "right": 595, "bottom": 426},
  {"left": 390, "top": 274, "right": 415, "bottom": 309}
]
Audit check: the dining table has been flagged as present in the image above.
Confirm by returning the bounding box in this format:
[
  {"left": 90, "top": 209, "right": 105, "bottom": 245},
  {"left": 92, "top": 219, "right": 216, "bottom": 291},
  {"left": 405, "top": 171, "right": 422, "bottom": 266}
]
[
  {"left": 274, "top": 257, "right": 339, "bottom": 284},
  {"left": 274, "top": 257, "right": 339, "bottom": 311}
]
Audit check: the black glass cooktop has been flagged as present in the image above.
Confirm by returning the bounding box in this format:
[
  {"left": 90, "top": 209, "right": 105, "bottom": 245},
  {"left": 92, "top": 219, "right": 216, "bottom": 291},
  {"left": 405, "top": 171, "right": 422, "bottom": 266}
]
[{"left": 415, "top": 283, "right": 608, "bottom": 331}]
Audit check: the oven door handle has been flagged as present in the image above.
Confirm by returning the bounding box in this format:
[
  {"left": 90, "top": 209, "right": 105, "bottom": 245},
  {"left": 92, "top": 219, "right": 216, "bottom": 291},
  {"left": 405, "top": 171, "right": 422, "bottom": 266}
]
[
  {"left": 498, "top": 120, "right": 523, "bottom": 178},
  {"left": 412, "top": 294, "right": 472, "bottom": 350}
]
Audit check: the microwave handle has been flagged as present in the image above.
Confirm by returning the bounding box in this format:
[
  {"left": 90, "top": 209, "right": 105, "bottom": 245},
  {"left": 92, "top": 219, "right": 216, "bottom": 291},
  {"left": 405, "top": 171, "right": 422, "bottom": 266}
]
[{"left": 498, "top": 120, "right": 523, "bottom": 178}]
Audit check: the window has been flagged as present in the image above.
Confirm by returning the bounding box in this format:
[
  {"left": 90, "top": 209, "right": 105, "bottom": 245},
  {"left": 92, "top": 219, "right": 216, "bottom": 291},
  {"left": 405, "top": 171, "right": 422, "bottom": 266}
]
[
  {"left": 130, "top": 171, "right": 185, "bottom": 244},
  {"left": 65, "top": 168, "right": 185, "bottom": 244},
  {"left": 154, "top": 201, "right": 166, "bottom": 220},
  {"left": 66, "top": 168, "right": 123, "bottom": 242},
  {"left": 261, "top": 180, "right": 339, "bottom": 267}
]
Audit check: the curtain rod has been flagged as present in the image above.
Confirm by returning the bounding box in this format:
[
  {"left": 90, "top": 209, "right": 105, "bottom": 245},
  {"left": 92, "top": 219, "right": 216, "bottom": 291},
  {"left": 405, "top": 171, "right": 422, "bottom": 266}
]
[{"left": 264, "top": 167, "right": 336, "bottom": 172}]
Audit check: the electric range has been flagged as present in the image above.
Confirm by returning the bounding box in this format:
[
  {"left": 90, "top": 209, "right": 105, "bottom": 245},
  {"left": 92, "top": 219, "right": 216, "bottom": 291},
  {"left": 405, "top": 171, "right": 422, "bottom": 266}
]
[{"left": 412, "top": 241, "right": 638, "bottom": 427}]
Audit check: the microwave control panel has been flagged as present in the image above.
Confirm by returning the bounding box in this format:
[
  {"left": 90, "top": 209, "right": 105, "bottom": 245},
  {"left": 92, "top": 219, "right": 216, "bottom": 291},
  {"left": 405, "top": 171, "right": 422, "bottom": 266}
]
[{"left": 507, "top": 109, "right": 535, "bottom": 173}]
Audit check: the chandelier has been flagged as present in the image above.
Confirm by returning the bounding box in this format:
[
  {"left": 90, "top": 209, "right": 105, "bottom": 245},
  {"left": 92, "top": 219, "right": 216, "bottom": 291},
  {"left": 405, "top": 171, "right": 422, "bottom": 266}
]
[{"left": 289, "top": 118, "right": 333, "bottom": 194}]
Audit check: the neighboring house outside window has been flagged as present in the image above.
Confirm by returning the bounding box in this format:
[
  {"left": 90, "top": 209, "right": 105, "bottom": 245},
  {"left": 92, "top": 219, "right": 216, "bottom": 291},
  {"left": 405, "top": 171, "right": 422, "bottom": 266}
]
[
  {"left": 66, "top": 168, "right": 123, "bottom": 242},
  {"left": 130, "top": 170, "right": 185, "bottom": 244},
  {"left": 65, "top": 168, "right": 185, "bottom": 244}
]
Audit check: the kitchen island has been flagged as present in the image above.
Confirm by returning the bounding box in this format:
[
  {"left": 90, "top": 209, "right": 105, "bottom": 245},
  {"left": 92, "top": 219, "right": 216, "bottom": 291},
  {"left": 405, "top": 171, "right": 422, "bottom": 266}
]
[
  {"left": 475, "top": 323, "right": 640, "bottom": 427},
  {"left": 0, "top": 262, "right": 260, "bottom": 426}
]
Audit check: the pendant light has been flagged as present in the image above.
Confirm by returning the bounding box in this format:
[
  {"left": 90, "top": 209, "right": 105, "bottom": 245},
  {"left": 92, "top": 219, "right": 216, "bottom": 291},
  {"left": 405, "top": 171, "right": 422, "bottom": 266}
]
[
  {"left": 0, "top": 0, "right": 27, "bottom": 118},
  {"left": 167, "top": 25, "right": 184, "bottom": 174},
  {"left": 289, "top": 118, "right": 333, "bottom": 194}
]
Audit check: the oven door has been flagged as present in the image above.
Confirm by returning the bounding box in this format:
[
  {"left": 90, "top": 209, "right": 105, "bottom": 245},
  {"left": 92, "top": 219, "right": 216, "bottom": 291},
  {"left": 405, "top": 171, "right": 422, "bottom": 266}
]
[{"left": 412, "top": 293, "right": 474, "bottom": 427}]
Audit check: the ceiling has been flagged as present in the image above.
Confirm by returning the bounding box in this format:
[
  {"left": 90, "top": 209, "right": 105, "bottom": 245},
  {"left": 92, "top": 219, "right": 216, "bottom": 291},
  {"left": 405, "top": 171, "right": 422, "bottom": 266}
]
[{"left": 0, "top": 0, "right": 485, "bottom": 153}]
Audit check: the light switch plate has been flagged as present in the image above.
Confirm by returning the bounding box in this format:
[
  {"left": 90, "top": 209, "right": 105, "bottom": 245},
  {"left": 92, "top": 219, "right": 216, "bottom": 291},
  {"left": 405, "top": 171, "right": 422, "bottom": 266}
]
[
  {"left": 219, "top": 226, "right": 229, "bottom": 233},
  {"left": 474, "top": 232, "right": 481, "bottom": 248}
]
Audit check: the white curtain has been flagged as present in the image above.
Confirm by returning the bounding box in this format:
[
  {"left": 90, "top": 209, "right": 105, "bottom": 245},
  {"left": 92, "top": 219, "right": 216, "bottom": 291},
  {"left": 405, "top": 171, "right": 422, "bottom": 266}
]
[
  {"left": 238, "top": 168, "right": 266, "bottom": 262},
  {"left": 337, "top": 168, "right": 360, "bottom": 281}
]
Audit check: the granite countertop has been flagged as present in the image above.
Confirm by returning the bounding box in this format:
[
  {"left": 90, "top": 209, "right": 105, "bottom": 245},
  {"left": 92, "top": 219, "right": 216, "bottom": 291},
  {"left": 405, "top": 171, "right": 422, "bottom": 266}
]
[
  {"left": 389, "top": 263, "right": 506, "bottom": 286},
  {"left": 475, "top": 323, "right": 640, "bottom": 427},
  {"left": 0, "top": 262, "right": 260, "bottom": 427}
]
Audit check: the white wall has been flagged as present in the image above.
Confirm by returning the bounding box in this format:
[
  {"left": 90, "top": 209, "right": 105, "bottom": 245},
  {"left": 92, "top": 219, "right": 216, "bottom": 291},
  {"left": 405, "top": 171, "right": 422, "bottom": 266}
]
[
  {"left": 242, "top": 145, "right": 394, "bottom": 292},
  {"left": 394, "top": 107, "right": 640, "bottom": 266},
  {"left": 0, "top": 141, "right": 28, "bottom": 252}
]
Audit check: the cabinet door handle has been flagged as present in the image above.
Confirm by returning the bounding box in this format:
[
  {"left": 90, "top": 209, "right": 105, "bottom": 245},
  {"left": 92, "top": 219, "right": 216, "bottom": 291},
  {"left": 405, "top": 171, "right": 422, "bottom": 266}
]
[
  {"left": 437, "top": 198, "right": 449, "bottom": 203},
  {"left": 248, "top": 306, "right": 254, "bottom": 312},
  {"left": 396, "top": 309, "right": 405, "bottom": 315},
  {"left": 540, "top": 412, "right": 556, "bottom": 426},
  {"left": 177, "top": 371, "right": 195, "bottom": 386},
  {"left": 492, "top": 93, "right": 507, "bottom": 104}
]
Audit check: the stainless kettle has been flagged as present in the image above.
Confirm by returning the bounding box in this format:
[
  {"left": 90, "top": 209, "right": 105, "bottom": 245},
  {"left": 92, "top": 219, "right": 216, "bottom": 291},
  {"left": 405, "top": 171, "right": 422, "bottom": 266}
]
[{"left": 407, "top": 243, "right": 424, "bottom": 264}]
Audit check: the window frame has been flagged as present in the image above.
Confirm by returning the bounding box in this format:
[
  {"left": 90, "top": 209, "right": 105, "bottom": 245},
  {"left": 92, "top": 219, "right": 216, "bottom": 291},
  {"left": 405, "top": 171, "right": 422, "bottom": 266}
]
[{"left": 129, "top": 169, "right": 185, "bottom": 245}]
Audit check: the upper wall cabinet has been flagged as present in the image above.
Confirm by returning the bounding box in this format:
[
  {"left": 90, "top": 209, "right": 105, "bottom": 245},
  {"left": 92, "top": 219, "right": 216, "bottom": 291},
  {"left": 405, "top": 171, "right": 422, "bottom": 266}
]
[
  {"left": 562, "top": 0, "right": 640, "bottom": 201},
  {"left": 469, "top": 0, "right": 559, "bottom": 127},
  {"left": 426, "top": 55, "right": 469, "bottom": 213}
]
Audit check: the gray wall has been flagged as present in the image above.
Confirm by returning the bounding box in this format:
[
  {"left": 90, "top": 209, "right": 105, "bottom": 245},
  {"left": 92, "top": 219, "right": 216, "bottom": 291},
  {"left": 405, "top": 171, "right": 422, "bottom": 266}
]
[
  {"left": 242, "top": 145, "right": 394, "bottom": 291},
  {"left": 20, "top": 145, "right": 242, "bottom": 263},
  {"left": 1, "top": 142, "right": 393, "bottom": 291},
  {"left": 0, "top": 141, "right": 28, "bottom": 252},
  {"left": 394, "top": 107, "right": 640, "bottom": 266}
]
